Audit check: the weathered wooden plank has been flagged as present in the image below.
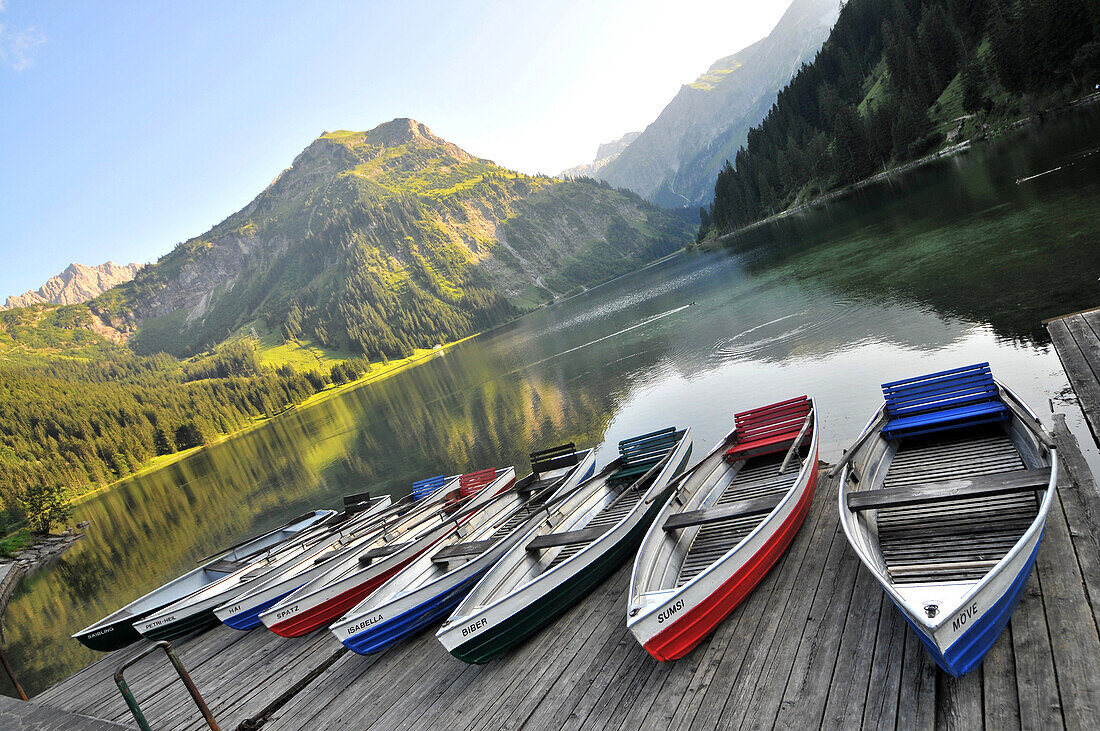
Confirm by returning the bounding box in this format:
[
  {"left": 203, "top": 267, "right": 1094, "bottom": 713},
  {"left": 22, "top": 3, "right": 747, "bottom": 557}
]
[
  {"left": 1048, "top": 318, "right": 1100, "bottom": 446},
  {"left": 466, "top": 567, "right": 636, "bottom": 731},
  {"left": 696, "top": 491, "right": 842, "bottom": 730},
  {"left": 1035, "top": 491, "right": 1100, "bottom": 727},
  {"left": 1010, "top": 571, "right": 1064, "bottom": 730},
  {"left": 935, "top": 670, "right": 983, "bottom": 730},
  {"left": 847, "top": 467, "right": 1050, "bottom": 511},
  {"left": 1051, "top": 414, "right": 1100, "bottom": 635},
  {"left": 662, "top": 493, "right": 783, "bottom": 530},
  {"left": 0, "top": 695, "right": 132, "bottom": 730},
  {"left": 525, "top": 526, "right": 605, "bottom": 551},
  {"left": 816, "top": 566, "right": 885, "bottom": 729},
  {"left": 859, "top": 593, "right": 906, "bottom": 731},
  {"left": 982, "top": 623, "right": 1022, "bottom": 730},
  {"left": 896, "top": 629, "right": 936, "bottom": 731},
  {"left": 742, "top": 514, "right": 852, "bottom": 729}
]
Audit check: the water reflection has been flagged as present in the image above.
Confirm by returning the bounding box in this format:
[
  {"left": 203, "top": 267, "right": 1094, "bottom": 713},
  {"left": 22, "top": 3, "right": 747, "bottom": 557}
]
[{"left": 4, "top": 108, "right": 1100, "bottom": 697}]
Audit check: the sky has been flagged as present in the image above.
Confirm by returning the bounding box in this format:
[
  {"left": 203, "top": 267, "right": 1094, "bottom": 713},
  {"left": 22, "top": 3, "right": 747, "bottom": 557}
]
[{"left": 0, "top": 0, "right": 790, "bottom": 299}]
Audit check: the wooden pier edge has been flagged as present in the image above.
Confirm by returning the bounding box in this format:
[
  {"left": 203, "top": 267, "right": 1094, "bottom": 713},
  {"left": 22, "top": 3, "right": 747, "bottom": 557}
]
[{"left": 15, "top": 419, "right": 1100, "bottom": 730}]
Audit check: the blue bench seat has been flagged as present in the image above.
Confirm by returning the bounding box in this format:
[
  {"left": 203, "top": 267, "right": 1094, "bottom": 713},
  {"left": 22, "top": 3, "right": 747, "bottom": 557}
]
[{"left": 880, "top": 363, "right": 1008, "bottom": 440}]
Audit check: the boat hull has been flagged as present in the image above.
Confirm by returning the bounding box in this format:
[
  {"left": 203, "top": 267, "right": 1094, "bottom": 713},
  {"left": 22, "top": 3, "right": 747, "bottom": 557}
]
[
  {"left": 138, "top": 608, "right": 220, "bottom": 642},
  {"left": 264, "top": 556, "right": 420, "bottom": 637},
  {"left": 219, "top": 592, "right": 289, "bottom": 630},
  {"left": 445, "top": 488, "right": 669, "bottom": 664},
  {"left": 343, "top": 570, "right": 483, "bottom": 655},
  {"left": 639, "top": 451, "right": 819, "bottom": 662},
  {"left": 903, "top": 535, "right": 1041, "bottom": 677},
  {"left": 74, "top": 619, "right": 146, "bottom": 653}
]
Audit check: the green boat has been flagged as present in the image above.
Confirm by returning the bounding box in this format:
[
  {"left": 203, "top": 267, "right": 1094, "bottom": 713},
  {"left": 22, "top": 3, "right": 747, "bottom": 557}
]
[{"left": 436, "top": 426, "right": 692, "bottom": 663}]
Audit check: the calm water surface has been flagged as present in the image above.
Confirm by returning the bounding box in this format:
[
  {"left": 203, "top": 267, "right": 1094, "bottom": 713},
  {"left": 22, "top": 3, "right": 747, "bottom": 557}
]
[{"left": 5, "top": 108, "right": 1100, "bottom": 696}]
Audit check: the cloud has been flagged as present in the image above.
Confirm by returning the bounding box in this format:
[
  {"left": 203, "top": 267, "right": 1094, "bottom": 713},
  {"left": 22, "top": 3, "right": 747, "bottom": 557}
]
[{"left": 0, "top": 21, "right": 45, "bottom": 71}]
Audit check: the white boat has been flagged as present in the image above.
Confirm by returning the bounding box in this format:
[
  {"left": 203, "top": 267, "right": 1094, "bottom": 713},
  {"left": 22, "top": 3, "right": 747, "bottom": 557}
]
[
  {"left": 72, "top": 509, "right": 336, "bottom": 651},
  {"left": 628, "top": 396, "right": 817, "bottom": 661},
  {"left": 215, "top": 495, "right": 406, "bottom": 630},
  {"left": 331, "top": 445, "right": 596, "bottom": 654},
  {"left": 437, "top": 427, "right": 691, "bottom": 663},
  {"left": 133, "top": 495, "right": 393, "bottom": 640},
  {"left": 837, "top": 363, "right": 1057, "bottom": 676},
  {"left": 260, "top": 467, "right": 515, "bottom": 637}
]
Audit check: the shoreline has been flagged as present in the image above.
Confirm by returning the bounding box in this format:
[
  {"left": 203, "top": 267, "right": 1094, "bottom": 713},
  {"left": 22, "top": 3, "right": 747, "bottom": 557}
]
[
  {"left": 696, "top": 91, "right": 1100, "bottom": 250},
  {"left": 69, "top": 334, "right": 475, "bottom": 507}
]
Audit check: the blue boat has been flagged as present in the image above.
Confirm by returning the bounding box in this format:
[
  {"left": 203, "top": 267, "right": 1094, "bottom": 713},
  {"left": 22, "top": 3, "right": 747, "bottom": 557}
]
[
  {"left": 837, "top": 363, "right": 1057, "bottom": 676},
  {"left": 330, "top": 444, "right": 596, "bottom": 654}
]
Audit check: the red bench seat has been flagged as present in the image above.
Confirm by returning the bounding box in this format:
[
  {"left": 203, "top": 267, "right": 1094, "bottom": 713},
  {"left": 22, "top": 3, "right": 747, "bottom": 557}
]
[{"left": 724, "top": 395, "right": 812, "bottom": 463}]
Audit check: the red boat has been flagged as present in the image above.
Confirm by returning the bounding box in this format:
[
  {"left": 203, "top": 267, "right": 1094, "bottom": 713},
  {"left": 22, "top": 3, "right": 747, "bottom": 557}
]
[
  {"left": 259, "top": 467, "right": 514, "bottom": 637},
  {"left": 627, "top": 396, "right": 818, "bottom": 661}
]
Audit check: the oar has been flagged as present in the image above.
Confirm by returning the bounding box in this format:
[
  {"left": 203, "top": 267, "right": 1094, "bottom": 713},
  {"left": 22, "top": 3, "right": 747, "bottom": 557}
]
[{"left": 827, "top": 411, "right": 887, "bottom": 479}]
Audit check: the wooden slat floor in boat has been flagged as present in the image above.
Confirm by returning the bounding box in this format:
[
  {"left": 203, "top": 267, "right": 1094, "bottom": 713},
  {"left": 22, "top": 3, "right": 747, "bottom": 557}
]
[
  {"left": 676, "top": 452, "right": 802, "bottom": 587},
  {"left": 27, "top": 419, "right": 1100, "bottom": 729},
  {"left": 545, "top": 487, "right": 646, "bottom": 570},
  {"left": 878, "top": 431, "right": 1035, "bottom": 583}
]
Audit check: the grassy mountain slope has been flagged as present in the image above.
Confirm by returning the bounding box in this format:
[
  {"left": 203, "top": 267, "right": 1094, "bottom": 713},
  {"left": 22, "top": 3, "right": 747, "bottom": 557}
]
[{"left": 99, "top": 119, "right": 690, "bottom": 360}]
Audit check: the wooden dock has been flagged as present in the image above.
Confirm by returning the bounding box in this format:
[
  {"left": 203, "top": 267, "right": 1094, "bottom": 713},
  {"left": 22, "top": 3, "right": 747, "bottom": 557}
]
[
  {"left": 1047, "top": 306, "right": 1100, "bottom": 447},
  {"left": 20, "top": 418, "right": 1100, "bottom": 730}
]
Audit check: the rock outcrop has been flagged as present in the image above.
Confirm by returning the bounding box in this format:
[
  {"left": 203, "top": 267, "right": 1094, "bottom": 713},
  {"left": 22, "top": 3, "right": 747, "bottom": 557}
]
[{"left": 4, "top": 262, "right": 142, "bottom": 309}]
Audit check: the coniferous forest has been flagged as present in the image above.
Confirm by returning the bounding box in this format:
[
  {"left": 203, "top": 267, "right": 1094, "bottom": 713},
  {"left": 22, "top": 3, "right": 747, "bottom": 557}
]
[{"left": 699, "top": 0, "right": 1100, "bottom": 238}]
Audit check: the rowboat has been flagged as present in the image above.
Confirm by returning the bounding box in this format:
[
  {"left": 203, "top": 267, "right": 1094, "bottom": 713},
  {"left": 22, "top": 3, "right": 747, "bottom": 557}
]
[
  {"left": 332, "top": 445, "right": 596, "bottom": 654},
  {"left": 215, "top": 494, "right": 410, "bottom": 630},
  {"left": 437, "top": 427, "right": 691, "bottom": 664},
  {"left": 133, "top": 495, "right": 393, "bottom": 641},
  {"left": 72, "top": 509, "right": 336, "bottom": 651},
  {"left": 837, "top": 363, "right": 1057, "bottom": 677},
  {"left": 260, "top": 467, "right": 516, "bottom": 637},
  {"left": 628, "top": 396, "right": 818, "bottom": 661}
]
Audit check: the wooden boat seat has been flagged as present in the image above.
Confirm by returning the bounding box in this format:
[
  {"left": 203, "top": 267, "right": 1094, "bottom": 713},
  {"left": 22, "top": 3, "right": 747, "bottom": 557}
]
[
  {"left": 432, "top": 539, "right": 496, "bottom": 563},
  {"left": 459, "top": 469, "right": 498, "bottom": 498},
  {"left": 205, "top": 559, "right": 246, "bottom": 574},
  {"left": 663, "top": 493, "right": 784, "bottom": 531},
  {"left": 343, "top": 491, "right": 372, "bottom": 515},
  {"left": 358, "top": 541, "right": 410, "bottom": 565},
  {"left": 847, "top": 467, "right": 1050, "bottom": 511},
  {"left": 529, "top": 443, "right": 579, "bottom": 478},
  {"left": 411, "top": 475, "right": 447, "bottom": 501},
  {"left": 880, "top": 363, "right": 1008, "bottom": 440},
  {"left": 607, "top": 428, "right": 680, "bottom": 485},
  {"left": 526, "top": 526, "right": 604, "bottom": 551},
  {"left": 724, "top": 396, "right": 811, "bottom": 462}
]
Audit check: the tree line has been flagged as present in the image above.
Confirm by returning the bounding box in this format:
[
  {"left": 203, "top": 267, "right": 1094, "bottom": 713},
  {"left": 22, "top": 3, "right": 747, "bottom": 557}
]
[
  {"left": 700, "top": 0, "right": 1100, "bottom": 239},
  {"left": 0, "top": 332, "right": 374, "bottom": 534}
]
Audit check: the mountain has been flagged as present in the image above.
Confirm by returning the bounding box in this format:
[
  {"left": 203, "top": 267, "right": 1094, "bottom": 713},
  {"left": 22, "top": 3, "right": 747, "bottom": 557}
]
[
  {"left": 561, "top": 131, "right": 641, "bottom": 178},
  {"left": 94, "top": 118, "right": 691, "bottom": 359},
  {"left": 592, "top": 0, "right": 839, "bottom": 207},
  {"left": 702, "top": 0, "right": 1100, "bottom": 238},
  {"left": 3, "top": 262, "right": 142, "bottom": 310}
]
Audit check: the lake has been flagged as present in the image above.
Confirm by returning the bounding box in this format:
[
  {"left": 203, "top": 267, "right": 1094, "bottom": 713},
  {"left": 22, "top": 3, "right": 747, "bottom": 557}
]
[{"left": 4, "top": 105, "right": 1100, "bottom": 697}]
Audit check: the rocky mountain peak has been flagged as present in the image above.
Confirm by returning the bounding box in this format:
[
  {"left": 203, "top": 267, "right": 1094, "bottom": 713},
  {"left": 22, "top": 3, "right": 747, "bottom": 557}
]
[{"left": 3, "top": 261, "right": 143, "bottom": 310}]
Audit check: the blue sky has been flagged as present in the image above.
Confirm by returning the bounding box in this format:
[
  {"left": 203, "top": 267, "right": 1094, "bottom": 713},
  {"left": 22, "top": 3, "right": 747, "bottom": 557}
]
[{"left": 0, "top": 1, "right": 788, "bottom": 299}]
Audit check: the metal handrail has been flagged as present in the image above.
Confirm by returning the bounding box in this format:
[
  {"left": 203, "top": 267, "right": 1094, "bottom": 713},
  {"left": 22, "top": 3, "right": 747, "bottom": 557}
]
[{"left": 115, "top": 641, "right": 220, "bottom": 731}]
